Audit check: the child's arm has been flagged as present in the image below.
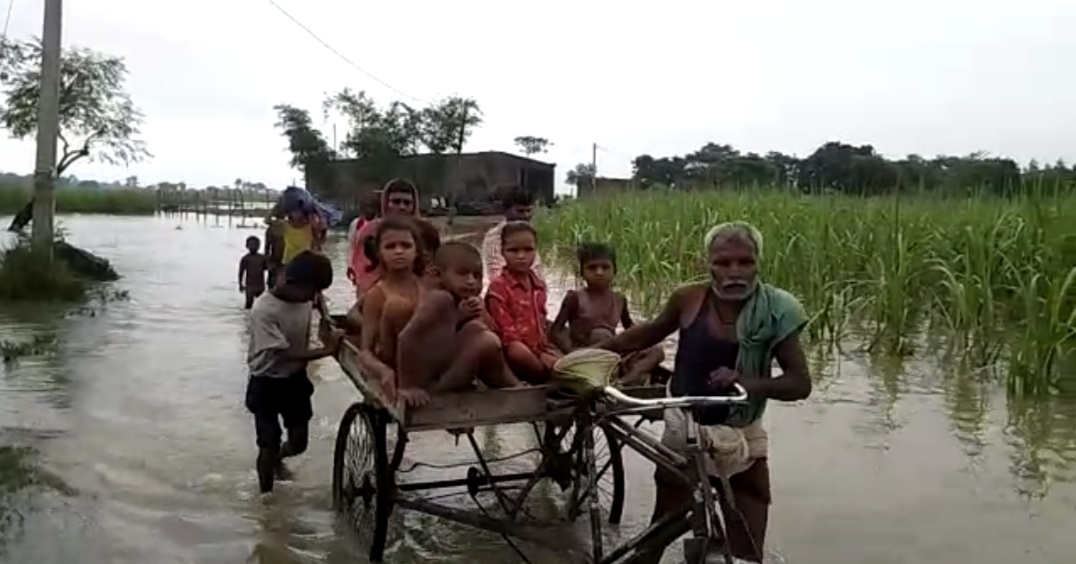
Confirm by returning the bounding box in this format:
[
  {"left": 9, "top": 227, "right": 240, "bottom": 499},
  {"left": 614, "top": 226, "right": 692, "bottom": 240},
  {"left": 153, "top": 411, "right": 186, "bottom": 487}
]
[
  {"left": 485, "top": 281, "right": 522, "bottom": 345},
  {"left": 357, "top": 287, "right": 395, "bottom": 382},
  {"left": 264, "top": 316, "right": 338, "bottom": 362},
  {"left": 237, "top": 256, "right": 248, "bottom": 291},
  {"left": 550, "top": 290, "right": 579, "bottom": 352},
  {"left": 618, "top": 293, "right": 635, "bottom": 329}
]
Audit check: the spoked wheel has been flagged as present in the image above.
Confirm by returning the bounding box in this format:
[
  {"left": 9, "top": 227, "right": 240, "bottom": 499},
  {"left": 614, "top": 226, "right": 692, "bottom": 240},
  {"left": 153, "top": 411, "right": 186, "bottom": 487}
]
[
  {"left": 332, "top": 402, "right": 394, "bottom": 562},
  {"left": 542, "top": 420, "right": 626, "bottom": 525}
]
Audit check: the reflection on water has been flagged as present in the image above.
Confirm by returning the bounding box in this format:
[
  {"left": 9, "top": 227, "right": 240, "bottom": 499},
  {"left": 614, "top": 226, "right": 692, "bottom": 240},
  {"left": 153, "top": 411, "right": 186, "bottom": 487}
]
[{"left": 0, "top": 214, "right": 1074, "bottom": 564}]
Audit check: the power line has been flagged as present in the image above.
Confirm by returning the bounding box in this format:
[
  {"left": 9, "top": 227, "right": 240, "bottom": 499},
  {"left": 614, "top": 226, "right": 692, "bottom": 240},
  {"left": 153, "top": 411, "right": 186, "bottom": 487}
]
[{"left": 263, "top": 0, "right": 430, "bottom": 105}]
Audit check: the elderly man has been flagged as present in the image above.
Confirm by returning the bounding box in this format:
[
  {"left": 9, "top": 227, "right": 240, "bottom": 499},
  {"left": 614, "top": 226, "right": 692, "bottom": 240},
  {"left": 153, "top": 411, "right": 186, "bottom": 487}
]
[{"left": 600, "top": 222, "right": 812, "bottom": 563}]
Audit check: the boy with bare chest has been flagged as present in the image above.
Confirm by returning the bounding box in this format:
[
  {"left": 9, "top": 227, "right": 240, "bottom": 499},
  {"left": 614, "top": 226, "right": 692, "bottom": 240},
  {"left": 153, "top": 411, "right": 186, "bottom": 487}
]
[
  {"left": 552, "top": 242, "right": 664, "bottom": 385},
  {"left": 393, "top": 242, "right": 523, "bottom": 406}
]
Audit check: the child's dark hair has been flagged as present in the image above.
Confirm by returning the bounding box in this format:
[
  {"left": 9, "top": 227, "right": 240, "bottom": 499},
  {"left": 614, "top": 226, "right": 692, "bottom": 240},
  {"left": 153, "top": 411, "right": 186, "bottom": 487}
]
[
  {"left": 498, "top": 185, "right": 535, "bottom": 208},
  {"left": 284, "top": 251, "right": 333, "bottom": 290},
  {"left": 434, "top": 241, "right": 481, "bottom": 269},
  {"left": 576, "top": 242, "right": 617, "bottom": 272},
  {"left": 245, "top": 235, "right": 260, "bottom": 247},
  {"left": 500, "top": 221, "right": 537, "bottom": 244},
  {"left": 363, "top": 215, "right": 426, "bottom": 275},
  {"left": 383, "top": 178, "right": 416, "bottom": 198}
]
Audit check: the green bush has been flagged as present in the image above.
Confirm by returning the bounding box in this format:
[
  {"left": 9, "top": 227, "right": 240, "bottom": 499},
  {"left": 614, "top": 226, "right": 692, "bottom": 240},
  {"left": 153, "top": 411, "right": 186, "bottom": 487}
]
[{"left": 0, "top": 237, "right": 87, "bottom": 302}]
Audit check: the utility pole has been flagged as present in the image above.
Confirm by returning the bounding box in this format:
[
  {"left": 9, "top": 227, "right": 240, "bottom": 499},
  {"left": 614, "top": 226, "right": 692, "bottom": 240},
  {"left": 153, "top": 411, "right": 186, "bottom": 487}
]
[
  {"left": 30, "top": 0, "right": 63, "bottom": 251},
  {"left": 591, "top": 142, "right": 598, "bottom": 193}
]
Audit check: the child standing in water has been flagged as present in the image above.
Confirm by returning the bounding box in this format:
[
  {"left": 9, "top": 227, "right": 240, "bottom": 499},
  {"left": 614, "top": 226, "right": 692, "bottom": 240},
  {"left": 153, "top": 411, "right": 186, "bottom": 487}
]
[
  {"left": 551, "top": 242, "right": 665, "bottom": 385},
  {"left": 394, "top": 242, "right": 523, "bottom": 406},
  {"left": 246, "top": 251, "right": 341, "bottom": 494},
  {"left": 356, "top": 216, "right": 428, "bottom": 396},
  {"left": 238, "top": 235, "right": 269, "bottom": 309},
  {"left": 486, "top": 222, "right": 561, "bottom": 384}
]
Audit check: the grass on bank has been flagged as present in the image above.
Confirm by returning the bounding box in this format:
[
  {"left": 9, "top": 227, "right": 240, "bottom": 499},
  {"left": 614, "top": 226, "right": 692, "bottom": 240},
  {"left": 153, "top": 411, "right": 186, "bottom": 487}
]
[
  {"left": 0, "top": 185, "right": 157, "bottom": 215},
  {"left": 0, "top": 236, "right": 88, "bottom": 302},
  {"left": 535, "top": 187, "right": 1075, "bottom": 394}
]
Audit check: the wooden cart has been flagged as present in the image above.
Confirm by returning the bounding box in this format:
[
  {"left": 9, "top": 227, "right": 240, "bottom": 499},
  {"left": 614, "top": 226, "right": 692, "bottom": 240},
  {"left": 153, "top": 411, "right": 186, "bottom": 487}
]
[{"left": 325, "top": 313, "right": 747, "bottom": 564}]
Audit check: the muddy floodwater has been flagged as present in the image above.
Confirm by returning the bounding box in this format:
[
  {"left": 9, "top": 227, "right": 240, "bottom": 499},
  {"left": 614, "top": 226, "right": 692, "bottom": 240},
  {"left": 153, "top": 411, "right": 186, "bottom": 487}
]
[{"left": 1, "top": 215, "right": 1074, "bottom": 564}]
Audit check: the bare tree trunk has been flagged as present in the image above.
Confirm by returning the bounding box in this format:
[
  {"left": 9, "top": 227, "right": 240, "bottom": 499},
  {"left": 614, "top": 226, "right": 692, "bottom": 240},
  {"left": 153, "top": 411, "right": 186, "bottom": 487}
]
[{"left": 6, "top": 200, "right": 33, "bottom": 233}]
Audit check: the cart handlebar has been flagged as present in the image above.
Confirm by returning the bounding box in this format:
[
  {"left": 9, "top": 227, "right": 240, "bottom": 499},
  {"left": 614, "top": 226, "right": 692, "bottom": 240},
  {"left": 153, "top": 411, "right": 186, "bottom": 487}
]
[{"left": 602, "top": 384, "right": 749, "bottom": 408}]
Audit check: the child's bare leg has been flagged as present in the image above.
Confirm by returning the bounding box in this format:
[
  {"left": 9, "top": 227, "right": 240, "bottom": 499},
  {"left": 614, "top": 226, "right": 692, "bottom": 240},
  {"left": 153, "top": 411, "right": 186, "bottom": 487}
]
[
  {"left": 433, "top": 321, "right": 521, "bottom": 392},
  {"left": 621, "top": 346, "right": 665, "bottom": 386},
  {"left": 505, "top": 342, "right": 549, "bottom": 384},
  {"left": 397, "top": 306, "right": 456, "bottom": 393},
  {"left": 587, "top": 327, "right": 616, "bottom": 347},
  {"left": 470, "top": 324, "right": 523, "bottom": 389}
]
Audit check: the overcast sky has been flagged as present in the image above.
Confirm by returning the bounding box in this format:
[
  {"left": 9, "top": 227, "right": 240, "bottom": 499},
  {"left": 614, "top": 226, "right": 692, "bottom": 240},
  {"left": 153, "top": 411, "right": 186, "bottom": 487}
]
[{"left": 1, "top": 0, "right": 1074, "bottom": 193}]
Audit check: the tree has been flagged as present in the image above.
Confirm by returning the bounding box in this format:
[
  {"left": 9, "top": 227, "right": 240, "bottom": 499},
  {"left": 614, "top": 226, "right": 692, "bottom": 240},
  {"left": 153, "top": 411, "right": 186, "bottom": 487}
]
[
  {"left": 514, "top": 136, "right": 551, "bottom": 157},
  {"left": 0, "top": 39, "right": 149, "bottom": 178},
  {"left": 566, "top": 163, "right": 596, "bottom": 187},
  {"left": 2, "top": 39, "right": 150, "bottom": 231}
]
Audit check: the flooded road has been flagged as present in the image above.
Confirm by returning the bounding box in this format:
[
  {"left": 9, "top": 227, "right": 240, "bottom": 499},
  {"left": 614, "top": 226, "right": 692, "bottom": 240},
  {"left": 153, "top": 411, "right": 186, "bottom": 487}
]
[{"left": 1, "top": 214, "right": 1074, "bottom": 564}]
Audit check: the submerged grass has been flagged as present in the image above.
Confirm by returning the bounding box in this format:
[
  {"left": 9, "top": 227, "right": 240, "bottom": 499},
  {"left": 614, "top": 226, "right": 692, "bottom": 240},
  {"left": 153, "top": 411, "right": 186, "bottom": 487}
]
[
  {"left": 535, "top": 187, "right": 1075, "bottom": 394},
  {"left": 0, "top": 185, "right": 156, "bottom": 215}
]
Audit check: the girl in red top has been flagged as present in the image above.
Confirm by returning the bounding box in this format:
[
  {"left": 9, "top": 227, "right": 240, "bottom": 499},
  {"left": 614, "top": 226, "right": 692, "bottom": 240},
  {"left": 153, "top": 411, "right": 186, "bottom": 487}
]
[{"left": 485, "top": 222, "right": 561, "bottom": 383}]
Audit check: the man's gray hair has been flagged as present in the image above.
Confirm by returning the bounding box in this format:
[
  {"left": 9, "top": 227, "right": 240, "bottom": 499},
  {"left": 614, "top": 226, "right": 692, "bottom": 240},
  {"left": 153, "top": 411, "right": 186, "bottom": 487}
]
[{"left": 704, "top": 222, "right": 764, "bottom": 258}]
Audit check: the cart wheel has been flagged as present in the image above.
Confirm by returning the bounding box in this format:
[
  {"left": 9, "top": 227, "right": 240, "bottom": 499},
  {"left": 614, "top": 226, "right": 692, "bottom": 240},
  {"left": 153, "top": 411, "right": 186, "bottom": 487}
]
[
  {"left": 332, "top": 403, "right": 393, "bottom": 562},
  {"left": 545, "top": 421, "right": 626, "bottom": 525}
]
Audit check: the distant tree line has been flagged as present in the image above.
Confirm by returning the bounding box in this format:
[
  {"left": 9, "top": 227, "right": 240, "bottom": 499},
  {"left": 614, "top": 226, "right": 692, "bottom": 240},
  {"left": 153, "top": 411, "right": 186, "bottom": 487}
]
[{"left": 568, "top": 142, "right": 1076, "bottom": 195}]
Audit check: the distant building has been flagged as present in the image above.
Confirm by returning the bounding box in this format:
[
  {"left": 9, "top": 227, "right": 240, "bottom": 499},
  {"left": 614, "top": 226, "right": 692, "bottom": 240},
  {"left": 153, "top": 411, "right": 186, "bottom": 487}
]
[
  {"left": 305, "top": 151, "right": 556, "bottom": 213},
  {"left": 576, "top": 176, "right": 639, "bottom": 198}
]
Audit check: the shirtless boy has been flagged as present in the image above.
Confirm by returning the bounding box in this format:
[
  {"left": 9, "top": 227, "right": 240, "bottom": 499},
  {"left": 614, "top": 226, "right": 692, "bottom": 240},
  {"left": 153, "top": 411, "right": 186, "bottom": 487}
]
[
  {"left": 238, "top": 235, "right": 268, "bottom": 309},
  {"left": 355, "top": 216, "right": 428, "bottom": 390},
  {"left": 395, "top": 242, "right": 523, "bottom": 406},
  {"left": 551, "top": 242, "right": 664, "bottom": 385}
]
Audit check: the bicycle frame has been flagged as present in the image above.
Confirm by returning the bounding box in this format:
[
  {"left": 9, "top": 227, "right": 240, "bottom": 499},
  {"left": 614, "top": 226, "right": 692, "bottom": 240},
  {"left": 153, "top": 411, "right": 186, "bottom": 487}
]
[{"left": 583, "top": 388, "right": 748, "bottom": 564}]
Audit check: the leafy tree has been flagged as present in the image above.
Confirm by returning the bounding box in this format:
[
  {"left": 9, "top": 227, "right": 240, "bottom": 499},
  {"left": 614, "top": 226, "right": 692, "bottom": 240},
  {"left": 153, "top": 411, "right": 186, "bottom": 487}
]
[
  {"left": 273, "top": 104, "right": 334, "bottom": 169},
  {"left": 566, "top": 163, "right": 596, "bottom": 187},
  {"left": 273, "top": 104, "right": 336, "bottom": 197},
  {"left": 514, "top": 136, "right": 551, "bottom": 156},
  {"left": 0, "top": 38, "right": 150, "bottom": 177},
  {"left": 1, "top": 38, "right": 150, "bottom": 231}
]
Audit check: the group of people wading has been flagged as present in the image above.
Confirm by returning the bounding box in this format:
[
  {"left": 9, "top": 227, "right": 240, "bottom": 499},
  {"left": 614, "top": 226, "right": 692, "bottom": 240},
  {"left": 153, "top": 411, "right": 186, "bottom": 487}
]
[{"left": 242, "top": 179, "right": 812, "bottom": 563}]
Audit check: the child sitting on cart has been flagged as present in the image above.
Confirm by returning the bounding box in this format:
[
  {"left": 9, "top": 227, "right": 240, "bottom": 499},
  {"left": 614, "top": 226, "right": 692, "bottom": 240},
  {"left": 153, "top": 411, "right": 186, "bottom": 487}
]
[
  {"left": 551, "top": 242, "right": 664, "bottom": 385},
  {"left": 355, "top": 216, "right": 429, "bottom": 396},
  {"left": 394, "top": 241, "right": 524, "bottom": 406},
  {"left": 485, "top": 222, "right": 562, "bottom": 384}
]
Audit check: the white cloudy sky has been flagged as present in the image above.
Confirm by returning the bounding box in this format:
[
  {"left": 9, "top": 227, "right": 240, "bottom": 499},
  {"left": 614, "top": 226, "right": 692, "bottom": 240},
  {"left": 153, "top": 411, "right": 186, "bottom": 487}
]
[{"left": 1, "top": 0, "right": 1074, "bottom": 192}]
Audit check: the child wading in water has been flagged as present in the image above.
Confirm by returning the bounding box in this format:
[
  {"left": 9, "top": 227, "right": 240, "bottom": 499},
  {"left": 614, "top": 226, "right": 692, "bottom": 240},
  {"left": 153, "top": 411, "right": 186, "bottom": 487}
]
[
  {"left": 356, "top": 216, "right": 429, "bottom": 397},
  {"left": 246, "top": 251, "right": 342, "bottom": 494},
  {"left": 551, "top": 242, "right": 665, "bottom": 385},
  {"left": 486, "top": 222, "right": 561, "bottom": 384},
  {"left": 395, "top": 242, "right": 523, "bottom": 406},
  {"left": 238, "top": 235, "right": 269, "bottom": 309}
]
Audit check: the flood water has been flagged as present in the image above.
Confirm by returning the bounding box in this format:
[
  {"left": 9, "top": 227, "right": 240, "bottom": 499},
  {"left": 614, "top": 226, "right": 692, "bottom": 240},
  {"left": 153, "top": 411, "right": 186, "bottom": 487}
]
[{"left": 1, "top": 214, "right": 1074, "bottom": 564}]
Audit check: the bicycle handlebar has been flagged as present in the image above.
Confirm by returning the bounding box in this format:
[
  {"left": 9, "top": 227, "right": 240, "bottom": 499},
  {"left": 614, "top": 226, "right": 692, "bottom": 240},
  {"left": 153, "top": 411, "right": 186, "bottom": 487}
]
[{"left": 602, "top": 383, "right": 749, "bottom": 408}]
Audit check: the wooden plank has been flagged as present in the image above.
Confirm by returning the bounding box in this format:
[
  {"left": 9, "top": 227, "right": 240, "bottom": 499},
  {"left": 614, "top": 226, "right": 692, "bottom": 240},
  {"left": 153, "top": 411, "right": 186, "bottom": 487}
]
[
  {"left": 335, "top": 337, "right": 560, "bottom": 431},
  {"left": 335, "top": 340, "right": 405, "bottom": 422},
  {"left": 404, "top": 386, "right": 555, "bottom": 432}
]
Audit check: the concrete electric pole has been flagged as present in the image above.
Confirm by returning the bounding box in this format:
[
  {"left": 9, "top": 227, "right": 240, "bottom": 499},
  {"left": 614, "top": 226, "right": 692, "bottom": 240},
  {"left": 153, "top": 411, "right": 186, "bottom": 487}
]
[{"left": 30, "top": 0, "right": 63, "bottom": 251}]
